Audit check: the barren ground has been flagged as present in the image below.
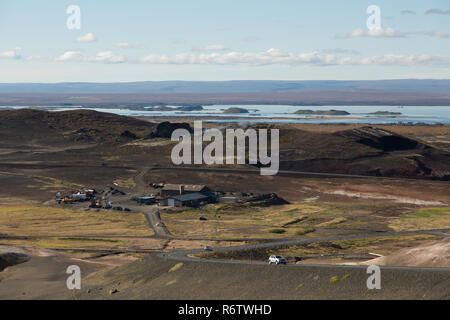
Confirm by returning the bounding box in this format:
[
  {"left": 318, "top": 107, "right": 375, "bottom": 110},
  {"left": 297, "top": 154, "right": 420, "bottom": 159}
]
[{"left": 0, "top": 110, "right": 449, "bottom": 299}]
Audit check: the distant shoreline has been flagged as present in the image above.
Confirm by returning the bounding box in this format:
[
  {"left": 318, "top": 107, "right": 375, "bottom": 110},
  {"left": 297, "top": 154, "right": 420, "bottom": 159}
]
[
  {"left": 1, "top": 105, "right": 448, "bottom": 125},
  {"left": 135, "top": 115, "right": 448, "bottom": 127},
  {"left": 1, "top": 88, "right": 450, "bottom": 107}
]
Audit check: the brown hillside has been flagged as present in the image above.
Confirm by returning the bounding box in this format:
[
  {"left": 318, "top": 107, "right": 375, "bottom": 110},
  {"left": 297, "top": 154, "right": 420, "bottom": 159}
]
[
  {"left": 0, "top": 109, "right": 448, "bottom": 180},
  {"left": 279, "top": 126, "right": 450, "bottom": 179},
  {"left": 0, "top": 109, "right": 156, "bottom": 147}
]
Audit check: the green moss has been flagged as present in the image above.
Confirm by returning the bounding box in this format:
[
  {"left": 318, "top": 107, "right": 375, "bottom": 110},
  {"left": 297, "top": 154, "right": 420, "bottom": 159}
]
[
  {"left": 169, "top": 263, "right": 183, "bottom": 273},
  {"left": 295, "top": 227, "right": 316, "bottom": 236},
  {"left": 403, "top": 207, "right": 450, "bottom": 219},
  {"left": 330, "top": 276, "right": 340, "bottom": 284},
  {"left": 166, "top": 279, "right": 177, "bottom": 286},
  {"left": 341, "top": 274, "right": 350, "bottom": 281}
]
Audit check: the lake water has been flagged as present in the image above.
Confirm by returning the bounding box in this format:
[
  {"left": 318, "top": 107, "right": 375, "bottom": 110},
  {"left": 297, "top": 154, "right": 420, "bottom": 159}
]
[{"left": 1, "top": 105, "right": 450, "bottom": 124}]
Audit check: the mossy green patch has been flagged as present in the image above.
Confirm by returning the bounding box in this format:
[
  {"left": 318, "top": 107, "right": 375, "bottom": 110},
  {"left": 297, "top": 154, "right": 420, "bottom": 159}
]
[
  {"left": 169, "top": 263, "right": 183, "bottom": 273},
  {"left": 295, "top": 227, "right": 316, "bottom": 236},
  {"left": 330, "top": 276, "right": 340, "bottom": 284},
  {"left": 341, "top": 274, "right": 350, "bottom": 281}
]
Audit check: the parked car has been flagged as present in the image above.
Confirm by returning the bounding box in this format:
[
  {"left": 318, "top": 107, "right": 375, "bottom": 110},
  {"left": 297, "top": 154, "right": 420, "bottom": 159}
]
[
  {"left": 268, "top": 255, "right": 287, "bottom": 265},
  {"left": 204, "top": 246, "right": 213, "bottom": 251}
]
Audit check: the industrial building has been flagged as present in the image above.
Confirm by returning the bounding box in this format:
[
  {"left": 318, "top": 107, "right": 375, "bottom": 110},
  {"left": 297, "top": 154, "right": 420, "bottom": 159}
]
[
  {"left": 159, "top": 184, "right": 211, "bottom": 197},
  {"left": 167, "top": 193, "right": 213, "bottom": 207},
  {"left": 154, "top": 183, "right": 216, "bottom": 207}
]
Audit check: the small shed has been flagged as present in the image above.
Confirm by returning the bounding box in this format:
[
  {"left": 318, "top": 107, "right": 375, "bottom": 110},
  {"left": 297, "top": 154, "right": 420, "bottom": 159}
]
[{"left": 137, "top": 196, "right": 156, "bottom": 205}]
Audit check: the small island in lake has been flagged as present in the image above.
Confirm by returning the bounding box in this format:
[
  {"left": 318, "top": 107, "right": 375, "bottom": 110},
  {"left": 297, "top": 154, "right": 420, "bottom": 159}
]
[
  {"left": 294, "top": 109, "right": 350, "bottom": 115},
  {"left": 177, "top": 105, "right": 204, "bottom": 111},
  {"left": 223, "top": 107, "right": 249, "bottom": 114},
  {"left": 368, "top": 111, "right": 402, "bottom": 115}
]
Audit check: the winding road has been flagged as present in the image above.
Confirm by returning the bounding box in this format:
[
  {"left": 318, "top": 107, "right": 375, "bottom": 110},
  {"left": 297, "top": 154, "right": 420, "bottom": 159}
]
[
  {"left": 157, "top": 228, "right": 450, "bottom": 271},
  {"left": 131, "top": 166, "right": 450, "bottom": 272},
  {"left": 2, "top": 165, "right": 448, "bottom": 278}
]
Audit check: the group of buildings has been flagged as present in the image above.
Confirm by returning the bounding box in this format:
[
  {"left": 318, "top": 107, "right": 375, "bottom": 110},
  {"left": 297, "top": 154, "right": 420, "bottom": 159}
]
[
  {"left": 138, "top": 184, "right": 217, "bottom": 208},
  {"left": 56, "top": 183, "right": 232, "bottom": 210}
]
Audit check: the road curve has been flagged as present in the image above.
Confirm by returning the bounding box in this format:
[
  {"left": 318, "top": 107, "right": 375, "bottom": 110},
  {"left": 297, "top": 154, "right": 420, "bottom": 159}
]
[{"left": 157, "top": 228, "right": 450, "bottom": 272}]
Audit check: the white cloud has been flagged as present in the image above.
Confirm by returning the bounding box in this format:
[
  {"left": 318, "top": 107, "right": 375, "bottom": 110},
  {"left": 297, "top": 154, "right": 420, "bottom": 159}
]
[
  {"left": 337, "top": 28, "right": 405, "bottom": 38},
  {"left": 192, "top": 44, "right": 229, "bottom": 51},
  {"left": 25, "top": 55, "right": 43, "bottom": 61},
  {"left": 76, "top": 32, "right": 97, "bottom": 43},
  {"left": 321, "top": 48, "right": 360, "bottom": 55},
  {"left": 139, "top": 49, "right": 450, "bottom": 67},
  {"left": 338, "top": 28, "right": 450, "bottom": 39},
  {"left": 93, "top": 51, "right": 126, "bottom": 63},
  {"left": 115, "top": 42, "right": 142, "bottom": 49},
  {"left": 55, "top": 50, "right": 85, "bottom": 62},
  {"left": 403, "top": 30, "right": 449, "bottom": 38},
  {"left": 0, "top": 47, "right": 22, "bottom": 59},
  {"left": 420, "top": 30, "right": 449, "bottom": 38},
  {"left": 55, "top": 50, "right": 126, "bottom": 63},
  {"left": 19, "top": 48, "right": 449, "bottom": 67},
  {"left": 338, "top": 54, "right": 450, "bottom": 66}
]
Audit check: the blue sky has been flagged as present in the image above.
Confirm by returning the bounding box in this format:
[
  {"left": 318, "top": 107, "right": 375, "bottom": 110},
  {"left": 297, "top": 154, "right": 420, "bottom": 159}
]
[{"left": 0, "top": 0, "right": 449, "bottom": 82}]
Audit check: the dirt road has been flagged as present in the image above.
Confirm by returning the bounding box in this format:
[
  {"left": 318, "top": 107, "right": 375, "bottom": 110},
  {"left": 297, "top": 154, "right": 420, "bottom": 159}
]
[
  {"left": 134, "top": 167, "right": 173, "bottom": 238},
  {"left": 159, "top": 228, "right": 450, "bottom": 271}
]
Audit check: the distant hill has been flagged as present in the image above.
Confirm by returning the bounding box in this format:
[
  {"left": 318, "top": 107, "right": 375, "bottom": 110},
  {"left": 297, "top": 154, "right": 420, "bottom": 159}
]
[
  {"left": 0, "top": 89, "right": 449, "bottom": 106},
  {"left": 0, "top": 80, "right": 449, "bottom": 106},
  {"left": 278, "top": 126, "right": 450, "bottom": 180},
  {"left": 0, "top": 79, "right": 449, "bottom": 94},
  {"left": 0, "top": 109, "right": 156, "bottom": 146}
]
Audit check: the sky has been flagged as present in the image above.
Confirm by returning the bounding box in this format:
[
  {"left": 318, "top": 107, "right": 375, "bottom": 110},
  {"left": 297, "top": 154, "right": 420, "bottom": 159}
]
[{"left": 0, "top": 0, "right": 449, "bottom": 82}]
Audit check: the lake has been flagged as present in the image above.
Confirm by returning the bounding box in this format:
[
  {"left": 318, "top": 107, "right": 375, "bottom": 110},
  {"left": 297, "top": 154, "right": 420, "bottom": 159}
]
[{"left": 1, "top": 105, "right": 450, "bottom": 124}]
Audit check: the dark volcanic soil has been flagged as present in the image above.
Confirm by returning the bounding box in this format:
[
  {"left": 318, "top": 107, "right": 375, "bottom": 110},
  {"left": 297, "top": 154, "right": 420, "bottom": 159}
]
[
  {"left": 76, "top": 254, "right": 450, "bottom": 300},
  {"left": 0, "top": 109, "right": 156, "bottom": 147},
  {"left": 0, "top": 109, "right": 449, "bottom": 181},
  {"left": 278, "top": 126, "right": 450, "bottom": 180}
]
